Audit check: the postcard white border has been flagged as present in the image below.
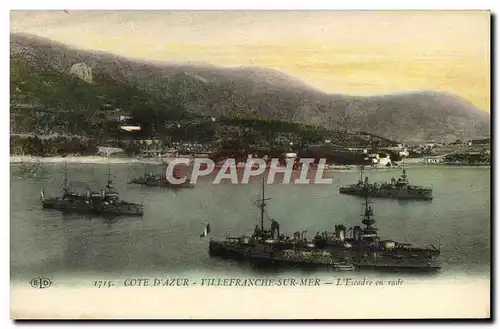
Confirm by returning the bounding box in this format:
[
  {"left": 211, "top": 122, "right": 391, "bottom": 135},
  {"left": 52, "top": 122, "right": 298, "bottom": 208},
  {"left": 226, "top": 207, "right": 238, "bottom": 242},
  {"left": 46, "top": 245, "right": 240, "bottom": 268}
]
[{"left": 3, "top": 0, "right": 496, "bottom": 327}]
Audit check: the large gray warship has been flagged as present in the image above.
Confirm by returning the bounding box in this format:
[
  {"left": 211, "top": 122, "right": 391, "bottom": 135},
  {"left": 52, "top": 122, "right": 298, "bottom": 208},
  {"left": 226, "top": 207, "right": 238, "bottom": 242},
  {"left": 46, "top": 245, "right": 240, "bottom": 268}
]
[
  {"left": 339, "top": 166, "right": 433, "bottom": 200},
  {"left": 208, "top": 179, "right": 440, "bottom": 272},
  {"left": 41, "top": 164, "right": 143, "bottom": 216}
]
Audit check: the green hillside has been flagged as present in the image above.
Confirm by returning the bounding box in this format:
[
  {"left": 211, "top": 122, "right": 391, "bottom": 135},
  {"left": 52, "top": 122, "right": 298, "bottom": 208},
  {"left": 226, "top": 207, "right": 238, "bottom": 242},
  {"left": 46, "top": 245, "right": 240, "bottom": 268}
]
[
  {"left": 10, "top": 55, "right": 396, "bottom": 157},
  {"left": 11, "top": 55, "right": 186, "bottom": 137}
]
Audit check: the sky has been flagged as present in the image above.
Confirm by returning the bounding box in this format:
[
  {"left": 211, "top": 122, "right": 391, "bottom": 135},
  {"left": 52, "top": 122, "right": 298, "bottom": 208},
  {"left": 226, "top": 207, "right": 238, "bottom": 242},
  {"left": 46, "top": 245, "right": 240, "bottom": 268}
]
[{"left": 10, "top": 10, "right": 491, "bottom": 112}]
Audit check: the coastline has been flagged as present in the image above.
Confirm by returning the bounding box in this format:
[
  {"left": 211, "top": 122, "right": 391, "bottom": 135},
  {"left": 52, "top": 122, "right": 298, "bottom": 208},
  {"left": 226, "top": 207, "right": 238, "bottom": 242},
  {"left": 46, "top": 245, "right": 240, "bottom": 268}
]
[
  {"left": 9, "top": 155, "right": 490, "bottom": 169},
  {"left": 9, "top": 155, "right": 169, "bottom": 165}
]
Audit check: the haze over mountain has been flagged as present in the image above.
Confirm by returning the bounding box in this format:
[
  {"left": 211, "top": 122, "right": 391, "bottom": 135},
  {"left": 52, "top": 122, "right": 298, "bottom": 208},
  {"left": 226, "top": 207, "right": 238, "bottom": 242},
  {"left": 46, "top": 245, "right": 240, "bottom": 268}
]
[{"left": 10, "top": 33, "right": 490, "bottom": 143}]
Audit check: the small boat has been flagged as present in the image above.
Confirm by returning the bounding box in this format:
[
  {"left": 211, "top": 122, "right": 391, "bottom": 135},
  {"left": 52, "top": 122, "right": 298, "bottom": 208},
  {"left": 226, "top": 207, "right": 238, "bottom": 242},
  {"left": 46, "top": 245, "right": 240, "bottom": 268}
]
[{"left": 332, "top": 262, "right": 356, "bottom": 271}]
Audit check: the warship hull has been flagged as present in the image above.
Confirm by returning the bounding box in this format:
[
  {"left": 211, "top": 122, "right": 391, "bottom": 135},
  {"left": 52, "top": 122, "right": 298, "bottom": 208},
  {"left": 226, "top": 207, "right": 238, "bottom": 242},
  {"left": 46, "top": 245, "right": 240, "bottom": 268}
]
[
  {"left": 209, "top": 240, "right": 355, "bottom": 270},
  {"left": 143, "top": 180, "right": 194, "bottom": 188},
  {"left": 42, "top": 198, "right": 143, "bottom": 216},
  {"left": 129, "top": 177, "right": 194, "bottom": 188},
  {"left": 209, "top": 240, "right": 252, "bottom": 260},
  {"left": 339, "top": 187, "right": 433, "bottom": 200},
  {"left": 355, "top": 263, "right": 440, "bottom": 273},
  {"left": 249, "top": 254, "right": 356, "bottom": 271},
  {"left": 209, "top": 240, "right": 439, "bottom": 272}
]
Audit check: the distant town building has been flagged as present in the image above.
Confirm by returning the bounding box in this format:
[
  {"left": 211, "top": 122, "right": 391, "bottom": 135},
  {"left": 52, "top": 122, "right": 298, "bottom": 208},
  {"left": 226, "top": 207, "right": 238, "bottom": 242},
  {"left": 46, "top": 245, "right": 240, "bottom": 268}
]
[
  {"left": 378, "top": 156, "right": 392, "bottom": 166},
  {"left": 284, "top": 152, "right": 297, "bottom": 165},
  {"left": 366, "top": 153, "right": 392, "bottom": 167},
  {"left": 97, "top": 146, "right": 124, "bottom": 157},
  {"left": 119, "top": 115, "right": 132, "bottom": 122},
  {"left": 423, "top": 155, "right": 445, "bottom": 164},
  {"left": 120, "top": 126, "right": 141, "bottom": 132},
  {"left": 195, "top": 152, "right": 211, "bottom": 158},
  {"left": 346, "top": 147, "right": 366, "bottom": 152},
  {"left": 104, "top": 108, "right": 134, "bottom": 122},
  {"left": 141, "top": 148, "right": 178, "bottom": 158},
  {"left": 399, "top": 149, "right": 409, "bottom": 157},
  {"left": 135, "top": 139, "right": 157, "bottom": 146}
]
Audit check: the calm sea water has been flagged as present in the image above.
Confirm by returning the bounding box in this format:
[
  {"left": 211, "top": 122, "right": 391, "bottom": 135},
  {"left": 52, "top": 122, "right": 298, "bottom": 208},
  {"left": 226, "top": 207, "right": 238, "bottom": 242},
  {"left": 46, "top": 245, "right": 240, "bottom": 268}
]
[{"left": 10, "top": 163, "right": 491, "bottom": 283}]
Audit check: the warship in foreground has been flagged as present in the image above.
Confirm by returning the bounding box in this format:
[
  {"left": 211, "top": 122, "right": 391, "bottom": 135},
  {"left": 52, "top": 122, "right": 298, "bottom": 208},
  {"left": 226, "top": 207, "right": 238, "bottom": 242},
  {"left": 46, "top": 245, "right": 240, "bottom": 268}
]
[
  {"left": 339, "top": 166, "right": 433, "bottom": 200},
  {"left": 208, "top": 179, "right": 440, "bottom": 272},
  {"left": 41, "top": 164, "right": 143, "bottom": 216}
]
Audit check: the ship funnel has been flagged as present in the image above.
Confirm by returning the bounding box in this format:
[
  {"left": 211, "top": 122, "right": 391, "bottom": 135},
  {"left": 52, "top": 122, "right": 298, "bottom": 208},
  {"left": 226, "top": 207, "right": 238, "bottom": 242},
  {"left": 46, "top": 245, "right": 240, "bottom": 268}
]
[
  {"left": 353, "top": 226, "right": 362, "bottom": 241},
  {"left": 335, "top": 225, "right": 346, "bottom": 241},
  {"left": 270, "top": 220, "right": 280, "bottom": 240}
]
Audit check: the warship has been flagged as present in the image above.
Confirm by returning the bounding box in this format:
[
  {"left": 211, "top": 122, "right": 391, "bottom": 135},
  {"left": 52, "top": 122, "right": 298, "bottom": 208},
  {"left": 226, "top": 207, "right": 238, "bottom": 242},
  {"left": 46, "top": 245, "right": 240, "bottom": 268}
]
[
  {"left": 129, "top": 172, "right": 156, "bottom": 185},
  {"left": 339, "top": 165, "right": 433, "bottom": 200},
  {"left": 129, "top": 166, "right": 194, "bottom": 188},
  {"left": 208, "top": 179, "right": 440, "bottom": 272},
  {"left": 41, "top": 163, "right": 143, "bottom": 216}
]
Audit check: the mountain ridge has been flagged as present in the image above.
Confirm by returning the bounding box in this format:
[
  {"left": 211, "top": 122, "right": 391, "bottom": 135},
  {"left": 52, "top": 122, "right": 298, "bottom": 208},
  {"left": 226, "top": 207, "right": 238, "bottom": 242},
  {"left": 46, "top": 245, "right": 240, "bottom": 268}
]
[{"left": 10, "top": 32, "right": 490, "bottom": 142}]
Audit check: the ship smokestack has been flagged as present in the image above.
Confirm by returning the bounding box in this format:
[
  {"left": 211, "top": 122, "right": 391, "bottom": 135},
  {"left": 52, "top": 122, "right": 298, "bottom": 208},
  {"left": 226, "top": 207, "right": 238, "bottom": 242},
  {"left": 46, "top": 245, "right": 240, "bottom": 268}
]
[
  {"left": 271, "top": 220, "right": 280, "bottom": 240},
  {"left": 353, "top": 226, "right": 362, "bottom": 241},
  {"left": 335, "top": 225, "right": 346, "bottom": 241}
]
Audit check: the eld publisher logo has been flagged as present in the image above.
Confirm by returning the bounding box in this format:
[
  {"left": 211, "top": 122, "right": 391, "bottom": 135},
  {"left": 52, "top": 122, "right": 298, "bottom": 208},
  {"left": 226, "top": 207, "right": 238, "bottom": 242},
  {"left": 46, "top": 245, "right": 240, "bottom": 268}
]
[{"left": 30, "top": 277, "right": 52, "bottom": 289}]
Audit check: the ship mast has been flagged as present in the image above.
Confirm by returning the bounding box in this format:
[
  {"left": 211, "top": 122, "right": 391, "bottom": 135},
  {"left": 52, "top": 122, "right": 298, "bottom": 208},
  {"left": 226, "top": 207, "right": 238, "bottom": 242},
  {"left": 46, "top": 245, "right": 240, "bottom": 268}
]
[
  {"left": 106, "top": 160, "right": 115, "bottom": 192},
  {"left": 360, "top": 187, "right": 378, "bottom": 241},
  {"left": 260, "top": 178, "right": 265, "bottom": 231},
  {"left": 255, "top": 177, "right": 272, "bottom": 232},
  {"left": 400, "top": 153, "right": 408, "bottom": 183},
  {"left": 362, "top": 193, "right": 375, "bottom": 228},
  {"left": 107, "top": 161, "right": 111, "bottom": 183},
  {"left": 63, "top": 161, "right": 68, "bottom": 189}
]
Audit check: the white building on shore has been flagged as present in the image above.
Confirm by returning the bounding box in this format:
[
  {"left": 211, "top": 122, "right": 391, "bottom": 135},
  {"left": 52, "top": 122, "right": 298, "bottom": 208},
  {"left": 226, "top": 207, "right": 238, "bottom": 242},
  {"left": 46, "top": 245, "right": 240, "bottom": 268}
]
[
  {"left": 422, "top": 155, "right": 445, "bottom": 164},
  {"left": 97, "top": 146, "right": 124, "bottom": 157}
]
